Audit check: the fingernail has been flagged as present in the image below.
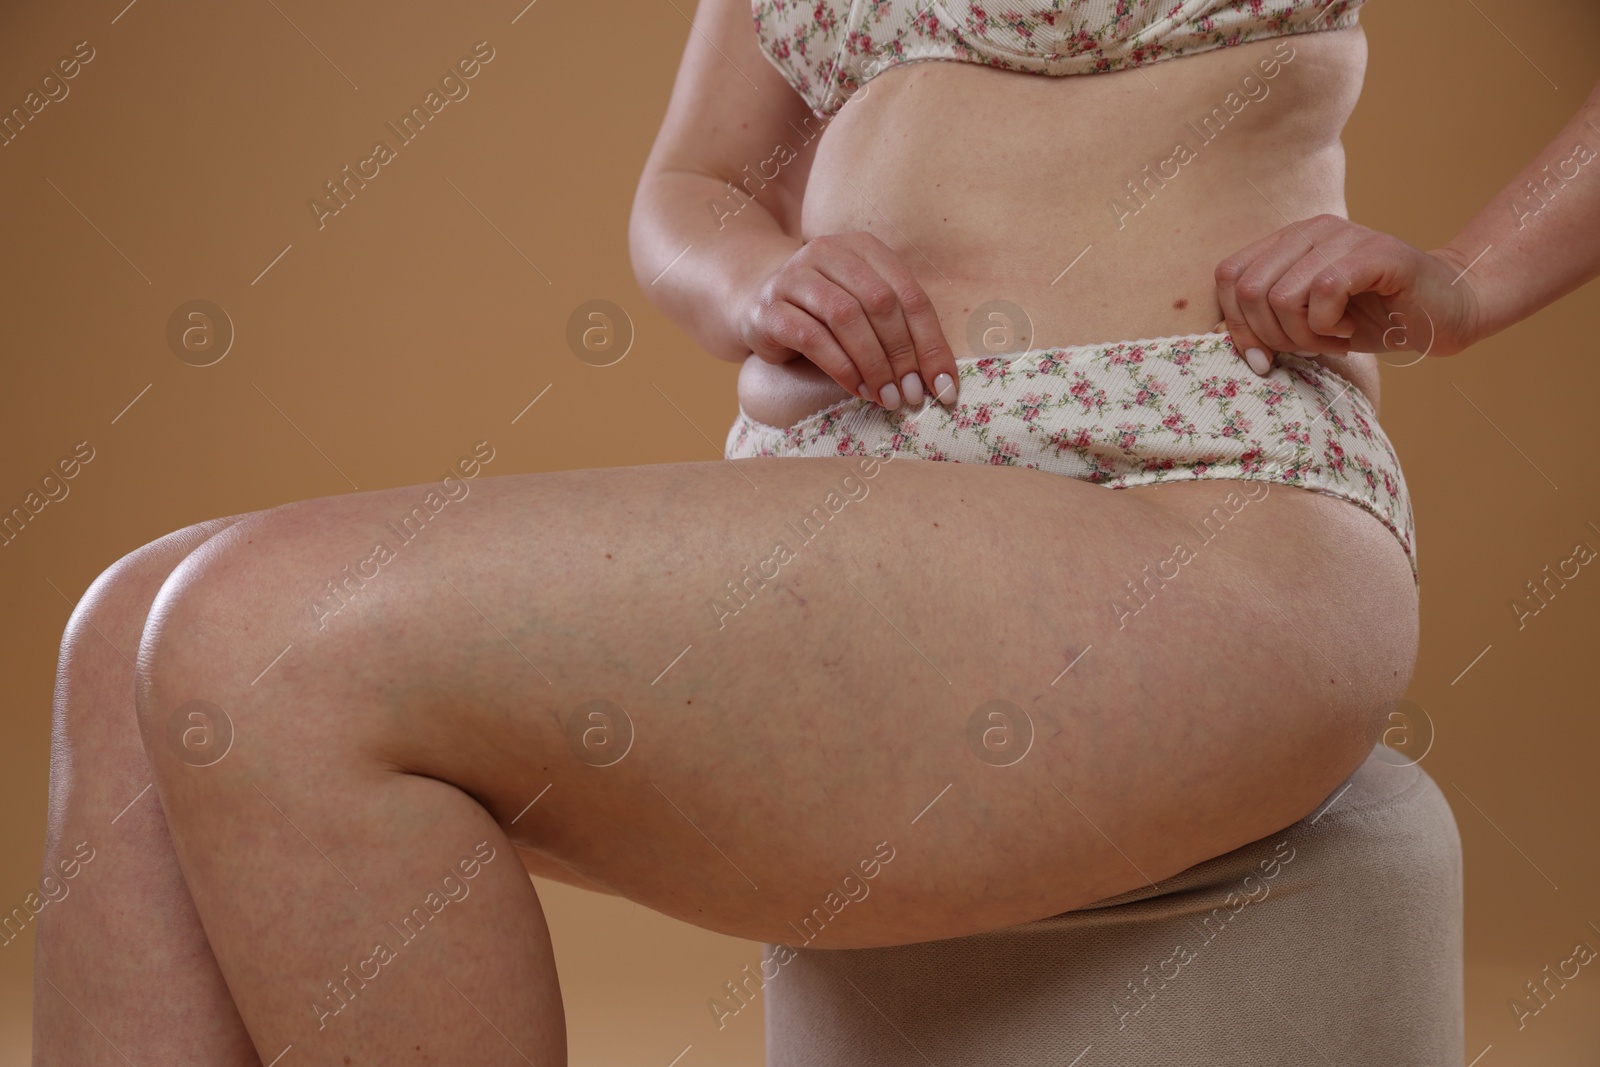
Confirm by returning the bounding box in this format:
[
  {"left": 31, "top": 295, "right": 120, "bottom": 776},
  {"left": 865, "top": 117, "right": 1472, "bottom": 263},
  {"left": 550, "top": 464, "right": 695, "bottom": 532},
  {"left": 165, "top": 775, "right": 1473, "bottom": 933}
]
[
  {"left": 878, "top": 382, "right": 902, "bottom": 410},
  {"left": 1244, "top": 347, "right": 1272, "bottom": 376},
  {"left": 858, "top": 384, "right": 873, "bottom": 402},
  {"left": 900, "top": 372, "right": 925, "bottom": 407},
  {"left": 933, "top": 372, "right": 957, "bottom": 406}
]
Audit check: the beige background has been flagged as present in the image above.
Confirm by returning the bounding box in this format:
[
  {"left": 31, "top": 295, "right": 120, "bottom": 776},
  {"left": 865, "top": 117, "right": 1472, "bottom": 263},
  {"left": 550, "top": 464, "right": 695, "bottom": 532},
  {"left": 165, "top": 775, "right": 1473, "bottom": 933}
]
[{"left": 2, "top": 0, "right": 1598, "bottom": 1062}]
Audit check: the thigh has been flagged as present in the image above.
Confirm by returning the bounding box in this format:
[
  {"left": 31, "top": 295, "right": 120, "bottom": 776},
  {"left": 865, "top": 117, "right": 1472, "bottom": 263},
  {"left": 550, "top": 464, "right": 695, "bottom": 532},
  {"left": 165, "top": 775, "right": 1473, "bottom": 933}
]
[{"left": 143, "top": 455, "right": 1418, "bottom": 948}]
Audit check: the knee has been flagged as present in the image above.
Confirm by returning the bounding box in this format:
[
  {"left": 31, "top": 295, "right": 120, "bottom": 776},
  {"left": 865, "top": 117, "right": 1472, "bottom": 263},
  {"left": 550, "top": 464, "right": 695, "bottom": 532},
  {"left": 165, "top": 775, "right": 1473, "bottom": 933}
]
[
  {"left": 130, "top": 511, "right": 283, "bottom": 754},
  {"left": 53, "top": 516, "right": 251, "bottom": 748},
  {"left": 131, "top": 503, "right": 384, "bottom": 770},
  {"left": 66, "top": 518, "right": 241, "bottom": 650}
]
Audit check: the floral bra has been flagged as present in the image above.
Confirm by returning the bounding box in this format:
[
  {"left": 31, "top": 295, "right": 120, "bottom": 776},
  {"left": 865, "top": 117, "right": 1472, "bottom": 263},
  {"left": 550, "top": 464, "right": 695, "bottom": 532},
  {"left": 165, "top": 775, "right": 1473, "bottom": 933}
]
[{"left": 750, "top": 0, "right": 1365, "bottom": 118}]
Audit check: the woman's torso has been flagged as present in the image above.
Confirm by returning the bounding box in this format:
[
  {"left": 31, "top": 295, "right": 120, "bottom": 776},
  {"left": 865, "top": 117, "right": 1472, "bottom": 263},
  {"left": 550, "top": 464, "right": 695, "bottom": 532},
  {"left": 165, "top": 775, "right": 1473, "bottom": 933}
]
[{"left": 738, "top": 24, "right": 1379, "bottom": 428}]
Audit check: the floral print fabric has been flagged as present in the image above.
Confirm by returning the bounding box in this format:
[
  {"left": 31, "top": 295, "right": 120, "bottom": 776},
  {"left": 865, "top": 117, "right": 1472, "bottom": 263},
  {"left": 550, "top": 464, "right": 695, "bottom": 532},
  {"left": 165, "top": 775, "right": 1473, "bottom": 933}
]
[
  {"left": 751, "top": 0, "right": 1364, "bottom": 118},
  {"left": 725, "top": 332, "right": 1418, "bottom": 583}
]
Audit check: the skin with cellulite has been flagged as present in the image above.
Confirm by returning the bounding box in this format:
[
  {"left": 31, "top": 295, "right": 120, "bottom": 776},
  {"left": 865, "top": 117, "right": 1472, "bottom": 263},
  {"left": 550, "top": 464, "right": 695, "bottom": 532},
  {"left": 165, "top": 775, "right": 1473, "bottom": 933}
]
[{"left": 32, "top": 0, "right": 1600, "bottom": 1060}]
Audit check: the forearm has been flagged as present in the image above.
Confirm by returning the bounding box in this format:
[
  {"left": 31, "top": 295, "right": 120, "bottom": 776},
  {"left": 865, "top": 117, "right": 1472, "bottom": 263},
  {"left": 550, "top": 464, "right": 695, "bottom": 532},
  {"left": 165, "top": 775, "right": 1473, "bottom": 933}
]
[
  {"left": 1434, "top": 77, "right": 1600, "bottom": 344},
  {"left": 628, "top": 168, "right": 804, "bottom": 362}
]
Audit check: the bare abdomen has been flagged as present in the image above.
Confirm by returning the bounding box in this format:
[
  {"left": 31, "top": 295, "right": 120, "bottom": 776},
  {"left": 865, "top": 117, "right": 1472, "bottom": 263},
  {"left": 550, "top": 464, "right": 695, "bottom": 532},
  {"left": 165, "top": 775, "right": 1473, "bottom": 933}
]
[{"left": 739, "top": 26, "right": 1378, "bottom": 427}]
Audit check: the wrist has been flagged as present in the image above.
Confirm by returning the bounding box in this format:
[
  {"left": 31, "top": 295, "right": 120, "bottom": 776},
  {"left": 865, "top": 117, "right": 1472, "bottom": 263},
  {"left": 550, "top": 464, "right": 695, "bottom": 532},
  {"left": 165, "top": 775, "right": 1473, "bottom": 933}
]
[
  {"left": 713, "top": 237, "right": 803, "bottom": 354},
  {"left": 1426, "top": 243, "right": 1492, "bottom": 352}
]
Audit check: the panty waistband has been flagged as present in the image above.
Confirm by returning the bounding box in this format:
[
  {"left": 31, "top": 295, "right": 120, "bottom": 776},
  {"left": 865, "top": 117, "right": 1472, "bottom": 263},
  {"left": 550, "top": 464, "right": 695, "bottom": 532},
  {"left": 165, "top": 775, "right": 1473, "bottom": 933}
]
[{"left": 726, "top": 332, "right": 1418, "bottom": 583}]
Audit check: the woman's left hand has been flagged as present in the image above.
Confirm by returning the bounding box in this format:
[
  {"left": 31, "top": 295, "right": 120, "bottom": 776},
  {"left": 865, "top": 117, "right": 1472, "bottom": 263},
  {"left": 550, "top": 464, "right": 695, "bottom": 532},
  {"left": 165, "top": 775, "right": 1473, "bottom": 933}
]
[{"left": 1214, "top": 213, "right": 1484, "bottom": 375}]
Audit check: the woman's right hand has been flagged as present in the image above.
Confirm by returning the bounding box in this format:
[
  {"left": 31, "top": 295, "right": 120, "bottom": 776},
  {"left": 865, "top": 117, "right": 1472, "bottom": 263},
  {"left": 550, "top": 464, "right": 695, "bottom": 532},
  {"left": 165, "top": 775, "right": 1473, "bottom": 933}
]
[
  {"left": 733, "top": 231, "right": 960, "bottom": 410},
  {"left": 1213, "top": 214, "right": 1484, "bottom": 375}
]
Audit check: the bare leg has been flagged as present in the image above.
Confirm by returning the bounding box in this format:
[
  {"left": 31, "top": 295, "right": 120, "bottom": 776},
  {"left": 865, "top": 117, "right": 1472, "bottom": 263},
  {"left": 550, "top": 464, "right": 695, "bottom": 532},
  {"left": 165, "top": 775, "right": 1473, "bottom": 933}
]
[
  {"left": 133, "top": 457, "right": 1417, "bottom": 1063},
  {"left": 31, "top": 517, "right": 262, "bottom": 1066}
]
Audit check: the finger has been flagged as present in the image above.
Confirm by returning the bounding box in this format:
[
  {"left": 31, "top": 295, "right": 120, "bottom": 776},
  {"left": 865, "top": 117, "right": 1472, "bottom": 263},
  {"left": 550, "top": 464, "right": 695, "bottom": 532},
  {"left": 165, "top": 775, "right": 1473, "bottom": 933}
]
[
  {"left": 1304, "top": 263, "right": 1359, "bottom": 340},
  {"left": 808, "top": 249, "right": 918, "bottom": 409},
  {"left": 780, "top": 265, "right": 896, "bottom": 406},
  {"left": 1214, "top": 231, "right": 1285, "bottom": 376},
  {"left": 737, "top": 285, "right": 806, "bottom": 364},
  {"left": 1266, "top": 266, "right": 1351, "bottom": 359},
  {"left": 854, "top": 243, "right": 960, "bottom": 407},
  {"left": 1306, "top": 236, "right": 1405, "bottom": 341},
  {"left": 1231, "top": 231, "right": 1316, "bottom": 363},
  {"left": 742, "top": 291, "right": 863, "bottom": 394},
  {"left": 1267, "top": 236, "right": 1370, "bottom": 355}
]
